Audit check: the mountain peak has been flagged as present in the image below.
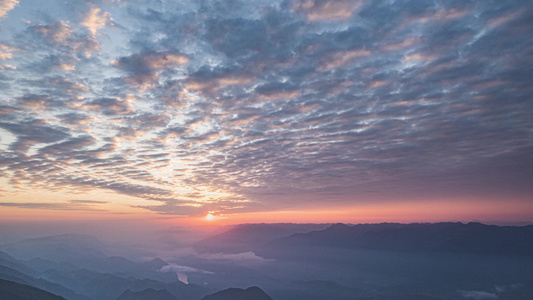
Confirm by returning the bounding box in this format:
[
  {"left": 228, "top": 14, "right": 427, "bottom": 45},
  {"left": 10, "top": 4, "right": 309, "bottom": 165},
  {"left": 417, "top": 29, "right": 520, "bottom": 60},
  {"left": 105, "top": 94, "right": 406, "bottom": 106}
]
[
  {"left": 115, "top": 288, "right": 177, "bottom": 300},
  {"left": 326, "top": 223, "right": 352, "bottom": 230},
  {"left": 141, "top": 257, "right": 168, "bottom": 270},
  {"left": 201, "top": 286, "right": 273, "bottom": 300}
]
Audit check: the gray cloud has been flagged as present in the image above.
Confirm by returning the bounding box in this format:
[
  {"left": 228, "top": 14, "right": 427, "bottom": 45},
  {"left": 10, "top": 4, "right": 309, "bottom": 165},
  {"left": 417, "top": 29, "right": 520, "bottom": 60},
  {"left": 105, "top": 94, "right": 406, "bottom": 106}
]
[
  {"left": 27, "top": 21, "right": 100, "bottom": 57},
  {"left": 0, "top": 120, "right": 70, "bottom": 152},
  {"left": 82, "top": 97, "right": 135, "bottom": 116},
  {"left": 112, "top": 51, "right": 188, "bottom": 86},
  {"left": 37, "top": 135, "right": 96, "bottom": 156},
  {"left": 0, "top": 200, "right": 108, "bottom": 211}
]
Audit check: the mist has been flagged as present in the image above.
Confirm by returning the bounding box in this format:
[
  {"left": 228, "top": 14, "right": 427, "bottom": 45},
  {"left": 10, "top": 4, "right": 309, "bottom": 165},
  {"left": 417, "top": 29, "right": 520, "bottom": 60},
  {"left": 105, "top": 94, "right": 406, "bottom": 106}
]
[{"left": 2, "top": 221, "right": 533, "bottom": 300}]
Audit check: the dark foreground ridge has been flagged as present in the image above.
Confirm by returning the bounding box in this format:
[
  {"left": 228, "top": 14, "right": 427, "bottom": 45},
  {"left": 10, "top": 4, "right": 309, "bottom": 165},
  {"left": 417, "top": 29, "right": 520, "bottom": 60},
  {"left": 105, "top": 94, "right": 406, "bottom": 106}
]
[
  {"left": 201, "top": 286, "right": 274, "bottom": 300},
  {"left": 115, "top": 288, "right": 177, "bottom": 300},
  {"left": 0, "top": 278, "right": 67, "bottom": 300}
]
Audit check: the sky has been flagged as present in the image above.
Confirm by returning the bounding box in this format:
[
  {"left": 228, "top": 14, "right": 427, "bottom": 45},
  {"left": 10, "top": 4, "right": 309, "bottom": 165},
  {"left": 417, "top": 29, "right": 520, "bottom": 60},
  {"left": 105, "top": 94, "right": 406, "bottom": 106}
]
[{"left": 0, "top": 0, "right": 532, "bottom": 226}]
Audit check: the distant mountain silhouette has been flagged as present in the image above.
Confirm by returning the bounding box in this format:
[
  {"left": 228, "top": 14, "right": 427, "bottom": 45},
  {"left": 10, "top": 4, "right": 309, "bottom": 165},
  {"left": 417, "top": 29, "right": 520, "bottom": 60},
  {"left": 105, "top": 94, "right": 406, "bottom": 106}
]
[
  {"left": 99, "top": 256, "right": 176, "bottom": 283},
  {"left": 0, "top": 245, "right": 207, "bottom": 300},
  {"left": 195, "top": 223, "right": 329, "bottom": 253},
  {"left": 201, "top": 286, "right": 273, "bottom": 300},
  {"left": 2, "top": 224, "right": 533, "bottom": 300},
  {"left": 266, "top": 222, "right": 533, "bottom": 257},
  {"left": 115, "top": 288, "right": 177, "bottom": 300},
  {"left": 0, "top": 251, "right": 37, "bottom": 276},
  {"left": 0, "top": 251, "right": 89, "bottom": 300},
  {"left": 41, "top": 267, "right": 208, "bottom": 300},
  {"left": 1, "top": 234, "right": 178, "bottom": 283},
  {"left": 140, "top": 258, "right": 168, "bottom": 271},
  {"left": 282, "top": 280, "right": 361, "bottom": 300},
  {"left": 0, "top": 278, "right": 67, "bottom": 300},
  {"left": 27, "top": 257, "right": 79, "bottom": 274},
  {"left": 1, "top": 233, "right": 107, "bottom": 262}
]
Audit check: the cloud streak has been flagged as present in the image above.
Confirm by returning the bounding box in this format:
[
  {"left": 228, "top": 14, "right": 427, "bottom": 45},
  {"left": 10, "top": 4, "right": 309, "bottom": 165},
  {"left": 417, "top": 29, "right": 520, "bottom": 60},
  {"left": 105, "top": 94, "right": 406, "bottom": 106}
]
[
  {"left": 0, "top": 200, "right": 109, "bottom": 211},
  {"left": 160, "top": 263, "right": 214, "bottom": 275}
]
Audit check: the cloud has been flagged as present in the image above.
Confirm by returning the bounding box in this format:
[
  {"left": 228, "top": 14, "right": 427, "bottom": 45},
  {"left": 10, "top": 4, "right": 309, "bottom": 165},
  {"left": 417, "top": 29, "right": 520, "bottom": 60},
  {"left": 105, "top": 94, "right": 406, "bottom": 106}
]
[
  {"left": 71, "top": 33, "right": 100, "bottom": 56},
  {"left": 81, "top": 97, "right": 135, "bottom": 116},
  {"left": 293, "top": 0, "right": 361, "bottom": 21},
  {"left": 319, "top": 49, "right": 371, "bottom": 70},
  {"left": 59, "top": 113, "right": 94, "bottom": 124},
  {"left": 160, "top": 263, "right": 214, "bottom": 274},
  {"left": 196, "top": 251, "right": 273, "bottom": 262},
  {"left": 112, "top": 52, "right": 188, "bottom": 87},
  {"left": 37, "top": 135, "right": 97, "bottom": 156},
  {"left": 57, "top": 63, "right": 76, "bottom": 71},
  {"left": 33, "top": 21, "right": 73, "bottom": 45},
  {"left": 29, "top": 20, "right": 100, "bottom": 56},
  {"left": 458, "top": 290, "right": 498, "bottom": 300},
  {"left": 0, "top": 0, "right": 18, "bottom": 18},
  {"left": 16, "top": 94, "right": 51, "bottom": 110},
  {"left": 81, "top": 6, "right": 112, "bottom": 35},
  {"left": 0, "top": 200, "right": 108, "bottom": 211},
  {"left": 0, "top": 120, "right": 70, "bottom": 153},
  {"left": 1, "top": 0, "right": 532, "bottom": 217},
  {"left": 70, "top": 199, "right": 109, "bottom": 204},
  {"left": 0, "top": 44, "right": 16, "bottom": 60}
]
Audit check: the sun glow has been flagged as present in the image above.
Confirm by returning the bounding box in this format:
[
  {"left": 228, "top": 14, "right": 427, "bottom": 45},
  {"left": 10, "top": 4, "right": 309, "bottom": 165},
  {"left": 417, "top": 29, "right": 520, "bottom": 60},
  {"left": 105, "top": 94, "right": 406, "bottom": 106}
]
[
  {"left": 205, "top": 212, "right": 215, "bottom": 221},
  {"left": 202, "top": 211, "right": 227, "bottom": 223}
]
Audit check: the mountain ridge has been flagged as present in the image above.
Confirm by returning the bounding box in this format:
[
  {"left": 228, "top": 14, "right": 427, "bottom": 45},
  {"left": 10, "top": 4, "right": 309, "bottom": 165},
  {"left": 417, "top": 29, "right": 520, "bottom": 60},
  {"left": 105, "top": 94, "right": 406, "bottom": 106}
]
[
  {"left": 0, "top": 278, "right": 67, "bottom": 300},
  {"left": 201, "top": 286, "right": 273, "bottom": 300},
  {"left": 266, "top": 222, "right": 533, "bottom": 257},
  {"left": 115, "top": 288, "right": 178, "bottom": 300},
  {"left": 194, "top": 223, "right": 330, "bottom": 254}
]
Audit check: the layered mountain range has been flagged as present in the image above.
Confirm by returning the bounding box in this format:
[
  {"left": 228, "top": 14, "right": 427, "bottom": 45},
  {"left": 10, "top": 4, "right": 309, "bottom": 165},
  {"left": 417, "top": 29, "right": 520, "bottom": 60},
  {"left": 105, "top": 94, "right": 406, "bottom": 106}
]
[
  {"left": 1, "top": 223, "right": 533, "bottom": 300},
  {"left": 0, "top": 233, "right": 272, "bottom": 300}
]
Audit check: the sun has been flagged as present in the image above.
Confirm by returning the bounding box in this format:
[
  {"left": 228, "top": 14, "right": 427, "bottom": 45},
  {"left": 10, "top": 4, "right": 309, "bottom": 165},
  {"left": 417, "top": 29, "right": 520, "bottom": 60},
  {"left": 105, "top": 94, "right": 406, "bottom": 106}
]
[
  {"left": 203, "top": 211, "right": 227, "bottom": 222},
  {"left": 205, "top": 212, "right": 215, "bottom": 221}
]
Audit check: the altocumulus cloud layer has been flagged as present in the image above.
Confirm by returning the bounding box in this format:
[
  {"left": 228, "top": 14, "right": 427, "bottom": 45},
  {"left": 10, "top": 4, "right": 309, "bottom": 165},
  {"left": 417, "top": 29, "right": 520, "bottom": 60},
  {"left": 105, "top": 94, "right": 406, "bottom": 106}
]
[{"left": 0, "top": 0, "right": 532, "bottom": 216}]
